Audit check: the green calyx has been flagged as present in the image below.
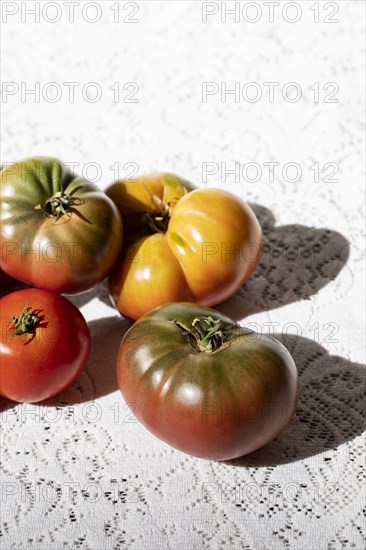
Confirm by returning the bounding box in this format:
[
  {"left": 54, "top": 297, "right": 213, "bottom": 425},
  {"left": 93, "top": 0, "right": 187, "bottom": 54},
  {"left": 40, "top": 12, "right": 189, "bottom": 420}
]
[
  {"left": 9, "top": 306, "right": 39, "bottom": 341},
  {"left": 35, "top": 189, "right": 83, "bottom": 223},
  {"left": 172, "top": 316, "right": 229, "bottom": 353}
]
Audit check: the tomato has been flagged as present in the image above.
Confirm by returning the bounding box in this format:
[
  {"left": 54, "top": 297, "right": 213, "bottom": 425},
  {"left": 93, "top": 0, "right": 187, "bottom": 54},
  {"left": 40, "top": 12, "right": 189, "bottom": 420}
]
[
  {"left": 106, "top": 174, "right": 261, "bottom": 320},
  {"left": 0, "top": 288, "right": 90, "bottom": 403},
  {"left": 117, "top": 303, "right": 299, "bottom": 461},
  {"left": 0, "top": 157, "right": 122, "bottom": 293}
]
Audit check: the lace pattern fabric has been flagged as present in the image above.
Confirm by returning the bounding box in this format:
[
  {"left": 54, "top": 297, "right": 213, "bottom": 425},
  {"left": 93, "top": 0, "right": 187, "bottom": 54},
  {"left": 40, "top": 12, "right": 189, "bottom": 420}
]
[{"left": 1, "top": 2, "right": 365, "bottom": 548}]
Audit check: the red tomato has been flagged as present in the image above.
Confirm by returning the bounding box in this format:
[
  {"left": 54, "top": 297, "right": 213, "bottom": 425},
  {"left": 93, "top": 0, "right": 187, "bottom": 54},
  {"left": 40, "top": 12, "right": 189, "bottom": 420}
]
[{"left": 0, "top": 288, "right": 90, "bottom": 403}]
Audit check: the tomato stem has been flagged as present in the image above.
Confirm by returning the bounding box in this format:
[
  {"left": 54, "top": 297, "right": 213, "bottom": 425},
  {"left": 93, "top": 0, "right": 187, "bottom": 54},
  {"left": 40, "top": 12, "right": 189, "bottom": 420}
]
[
  {"left": 141, "top": 178, "right": 189, "bottom": 235},
  {"left": 35, "top": 189, "right": 84, "bottom": 223},
  {"left": 9, "top": 305, "right": 39, "bottom": 341},
  {"left": 141, "top": 195, "right": 171, "bottom": 234},
  {"left": 172, "top": 316, "right": 229, "bottom": 353}
]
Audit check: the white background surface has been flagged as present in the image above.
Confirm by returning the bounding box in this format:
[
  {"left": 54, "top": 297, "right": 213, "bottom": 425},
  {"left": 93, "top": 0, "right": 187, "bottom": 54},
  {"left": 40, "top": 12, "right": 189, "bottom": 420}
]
[{"left": 1, "top": 1, "right": 365, "bottom": 549}]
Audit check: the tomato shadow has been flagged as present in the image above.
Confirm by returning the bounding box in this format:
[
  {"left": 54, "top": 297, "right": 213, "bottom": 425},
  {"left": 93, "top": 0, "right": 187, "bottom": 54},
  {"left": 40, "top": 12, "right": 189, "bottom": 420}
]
[
  {"left": 216, "top": 204, "right": 350, "bottom": 320},
  {"left": 40, "top": 315, "right": 132, "bottom": 407},
  {"left": 63, "top": 285, "right": 100, "bottom": 309},
  {"left": 0, "top": 397, "right": 16, "bottom": 413},
  {"left": 0, "top": 278, "right": 29, "bottom": 298},
  {"left": 226, "top": 334, "right": 366, "bottom": 467},
  {"left": 67, "top": 279, "right": 115, "bottom": 310}
]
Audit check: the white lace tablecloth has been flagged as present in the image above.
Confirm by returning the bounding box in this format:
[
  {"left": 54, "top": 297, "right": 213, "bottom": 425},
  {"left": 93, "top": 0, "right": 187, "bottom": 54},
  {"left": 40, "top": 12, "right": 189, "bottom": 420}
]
[{"left": 1, "top": 2, "right": 365, "bottom": 549}]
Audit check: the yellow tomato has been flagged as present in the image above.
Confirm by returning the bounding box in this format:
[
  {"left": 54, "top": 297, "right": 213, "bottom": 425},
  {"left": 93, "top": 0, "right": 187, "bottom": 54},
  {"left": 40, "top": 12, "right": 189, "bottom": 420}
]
[{"left": 107, "top": 174, "right": 261, "bottom": 320}]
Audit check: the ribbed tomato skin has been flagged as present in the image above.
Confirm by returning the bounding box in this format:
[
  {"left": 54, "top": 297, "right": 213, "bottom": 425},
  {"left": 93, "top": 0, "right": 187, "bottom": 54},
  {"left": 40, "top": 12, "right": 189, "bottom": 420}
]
[
  {"left": 107, "top": 174, "right": 262, "bottom": 320},
  {"left": 117, "top": 303, "right": 299, "bottom": 461},
  {"left": 1, "top": 157, "right": 122, "bottom": 293}
]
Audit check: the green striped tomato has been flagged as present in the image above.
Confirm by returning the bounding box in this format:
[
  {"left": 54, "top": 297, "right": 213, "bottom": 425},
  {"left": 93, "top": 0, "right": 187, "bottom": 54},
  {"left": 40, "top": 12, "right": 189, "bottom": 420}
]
[
  {"left": 0, "top": 157, "right": 122, "bottom": 293},
  {"left": 117, "top": 303, "right": 299, "bottom": 461}
]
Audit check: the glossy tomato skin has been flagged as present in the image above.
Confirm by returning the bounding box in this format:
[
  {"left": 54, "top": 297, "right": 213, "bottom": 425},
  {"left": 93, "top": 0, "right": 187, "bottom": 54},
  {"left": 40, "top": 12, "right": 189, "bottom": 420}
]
[
  {"left": 0, "top": 288, "right": 90, "bottom": 403},
  {"left": 117, "top": 303, "right": 299, "bottom": 461},
  {"left": 0, "top": 157, "right": 122, "bottom": 293},
  {"left": 107, "top": 174, "right": 261, "bottom": 320},
  {"left": 167, "top": 188, "right": 261, "bottom": 304}
]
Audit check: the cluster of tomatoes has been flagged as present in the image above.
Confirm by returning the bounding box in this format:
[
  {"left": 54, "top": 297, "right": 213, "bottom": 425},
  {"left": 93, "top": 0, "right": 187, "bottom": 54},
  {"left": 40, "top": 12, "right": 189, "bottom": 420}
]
[{"left": 0, "top": 157, "right": 298, "bottom": 460}]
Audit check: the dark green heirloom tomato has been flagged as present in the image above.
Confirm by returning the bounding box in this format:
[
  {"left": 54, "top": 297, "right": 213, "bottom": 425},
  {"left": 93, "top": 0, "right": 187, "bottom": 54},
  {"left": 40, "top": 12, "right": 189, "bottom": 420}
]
[
  {"left": 0, "top": 157, "right": 122, "bottom": 293},
  {"left": 117, "top": 303, "right": 299, "bottom": 461}
]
